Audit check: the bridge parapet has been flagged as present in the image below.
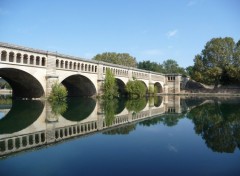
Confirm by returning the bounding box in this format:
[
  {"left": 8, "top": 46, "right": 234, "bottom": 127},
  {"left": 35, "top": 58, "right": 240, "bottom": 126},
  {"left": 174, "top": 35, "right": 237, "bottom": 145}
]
[{"left": 0, "top": 45, "right": 47, "bottom": 68}]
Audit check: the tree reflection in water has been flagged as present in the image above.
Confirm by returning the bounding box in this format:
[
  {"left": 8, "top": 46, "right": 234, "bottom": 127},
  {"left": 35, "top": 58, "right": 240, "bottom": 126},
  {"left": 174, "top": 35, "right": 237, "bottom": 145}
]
[
  {"left": 187, "top": 99, "right": 240, "bottom": 153},
  {"left": 50, "top": 101, "right": 67, "bottom": 116},
  {"left": 139, "top": 113, "right": 185, "bottom": 127},
  {"left": 125, "top": 98, "right": 147, "bottom": 113},
  {"left": 103, "top": 124, "right": 136, "bottom": 135},
  {"left": 101, "top": 98, "right": 119, "bottom": 126}
]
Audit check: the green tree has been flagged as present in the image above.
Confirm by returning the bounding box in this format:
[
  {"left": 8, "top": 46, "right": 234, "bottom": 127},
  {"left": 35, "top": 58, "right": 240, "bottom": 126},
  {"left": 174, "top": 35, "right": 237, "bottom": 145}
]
[
  {"left": 138, "top": 59, "right": 186, "bottom": 75},
  {"left": 190, "top": 37, "right": 240, "bottom": 86},
  {"left": 162, "top": 59, "right": 186, "bottom": 75},
  {"left": 48, "top": 82, "right": 68, "bottom": 102},
  {"left": 93, "top": 52, "right": 137, "bottom": 67},
  {"left": 103, "top": 68, "right": 118, "bottom": 99},
  {"left": 138, "top": 60, "right": 164, "bottom": 72},
  {"left": 125, "top": 80, "right": 147, "bottom": 98}
]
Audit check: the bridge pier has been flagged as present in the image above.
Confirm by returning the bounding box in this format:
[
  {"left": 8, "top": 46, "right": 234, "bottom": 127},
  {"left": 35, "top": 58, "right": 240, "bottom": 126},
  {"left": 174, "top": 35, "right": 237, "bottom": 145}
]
[{"left": 45, "top": 75, "right": 59, "bottom": 98}]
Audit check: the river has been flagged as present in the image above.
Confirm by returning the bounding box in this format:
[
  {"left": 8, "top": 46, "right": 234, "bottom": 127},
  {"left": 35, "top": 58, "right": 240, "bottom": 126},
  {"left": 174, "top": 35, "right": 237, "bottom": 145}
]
[{"left": 0, "top": 96, "right": 239, "bottom": 176}]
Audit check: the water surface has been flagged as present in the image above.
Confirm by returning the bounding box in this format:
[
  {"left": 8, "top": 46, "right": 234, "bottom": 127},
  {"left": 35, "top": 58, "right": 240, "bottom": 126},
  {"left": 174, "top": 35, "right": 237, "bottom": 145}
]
[{"left": 0, "top": 96, "right": 239, "bottom": 176}]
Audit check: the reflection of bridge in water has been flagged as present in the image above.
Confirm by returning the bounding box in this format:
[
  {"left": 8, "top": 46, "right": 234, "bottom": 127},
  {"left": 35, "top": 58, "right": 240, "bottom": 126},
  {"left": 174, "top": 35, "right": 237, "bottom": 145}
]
[{"left": 0, "top": 96, "right": 183, "bottom": 158}]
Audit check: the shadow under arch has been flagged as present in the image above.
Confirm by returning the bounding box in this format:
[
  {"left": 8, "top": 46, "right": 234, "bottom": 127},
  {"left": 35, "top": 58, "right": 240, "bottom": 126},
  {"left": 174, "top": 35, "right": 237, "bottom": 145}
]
[
  {"left": 62, "top": 98, "right": 96, "bottom": 122},
  {"left": 0, "top": 100, "right": 44, "bottom": 134},
  {"left": 115, "top": 78, "right": 127, "bottom": 96},
  {"left": 0, "top": 68, "right": 44, "bottom": 98},
  {"left": 61, "top": 74, "right": 96, "bottom": 97},
  {"left": 154, "top": 82, "right": 163, "bottom": 93}
]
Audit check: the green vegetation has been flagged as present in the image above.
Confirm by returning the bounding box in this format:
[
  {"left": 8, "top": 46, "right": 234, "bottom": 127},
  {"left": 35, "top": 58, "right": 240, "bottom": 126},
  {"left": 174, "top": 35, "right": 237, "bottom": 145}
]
[
  {"left": 93, "top": 52, "right": 137, "bottom": 68},
  {"left": 188, "top": 37, "right": 240, "bottom": 87},
  {"left": 50, "top": 101, "right": 67, "bottom": 115},
  {"left": 103, "top": 68, "right": 118, "bottom": 99},
  {"left": 186, "top": 100, "right": 240, "bottom": 153},
  {"left": 125, "top": 98, "right": 147, "bottom": 113},
  {"left": 138, "top": 59, "right": 186, "bottom": 75},
  {"left": 125, "top": 80, "right": 147, "bottom": 98},
  {"left": 48, "top": 82, "right": 68, "bottom": 102},
  {"left": 92, "top": 36, "right": 240, "bottom": 88},
  {"left": 101, "top": 98, "right": 118, "bottom": 126}
]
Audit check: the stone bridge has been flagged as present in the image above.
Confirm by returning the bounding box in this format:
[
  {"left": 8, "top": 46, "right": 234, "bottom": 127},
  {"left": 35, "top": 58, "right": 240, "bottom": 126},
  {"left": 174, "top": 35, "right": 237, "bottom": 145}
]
[
  {"left": 0, "top": 96, "right": 182, "bottom": 157},
  {"left": 0, "top": 42, "right": 181, "bottom": 98}
]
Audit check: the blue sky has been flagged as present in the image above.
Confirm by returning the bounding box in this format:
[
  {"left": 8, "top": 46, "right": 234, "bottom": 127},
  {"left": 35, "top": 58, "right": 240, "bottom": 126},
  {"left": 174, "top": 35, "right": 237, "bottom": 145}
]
[{"left": 0, "top": 0, "right": 239, "bottom": 68}]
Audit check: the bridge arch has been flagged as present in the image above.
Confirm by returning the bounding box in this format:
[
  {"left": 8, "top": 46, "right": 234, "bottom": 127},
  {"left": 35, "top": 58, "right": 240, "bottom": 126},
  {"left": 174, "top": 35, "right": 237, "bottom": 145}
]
[
  {"left": 154, "top": 82, "right": 163, "bottom": 93},
  {"left": 115, "top": 78, "right": 127, "bottom": 96},
  {"left": 61, "top": 74, "right": 97, "bottom": 97},
  {"left": 0, "top": 68, "right": 44, "bottom": 98}
]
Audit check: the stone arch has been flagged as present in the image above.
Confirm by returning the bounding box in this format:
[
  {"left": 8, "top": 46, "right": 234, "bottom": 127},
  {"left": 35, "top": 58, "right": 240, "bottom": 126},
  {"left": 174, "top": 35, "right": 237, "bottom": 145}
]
[
  {"left": 30, "top": 55, "right": 34, "bottom": 65},
  {"left": 60, "top": 60, "right": 64, "bottom": 68},
  {"left": 16, "top": 53, "right": 21, "bottom": 63},
  {"left": 69, "top": 61, "right": 72, "bottom": 69},
  {"left": 1, "top": 50, "right": 7, "bottom": 61},
  {"left": 42, "top": 57, "right": 46, "bottom": 66},
  {"left": 36, "top": 56, "right": 40, "bottom": 65},
  {"left": 116, "top": 78, "right": 127, "bottom": 96},
  {"left": 0, "top": 68, "right": 45, "bottom": 98},
  {"left": 23, "top": 54, "right": 28, "bottom": 64},
  {"left": 65, "top": 61, "right": 68, "bottom": 69},
  {"left": 61, "top": 74, "right": 97, "bottom": 97},
  {"left": 154, "top": 82, "right": 163, "bottom": 93},
  {"left": 73, "top": 62, "right": 76, "bottom": 70},
  {"left": 56, "top": 59, "right": 59, "bottom": 67},
  {"left": 9, "top": 52, "right": 14, "bottom": 62}
]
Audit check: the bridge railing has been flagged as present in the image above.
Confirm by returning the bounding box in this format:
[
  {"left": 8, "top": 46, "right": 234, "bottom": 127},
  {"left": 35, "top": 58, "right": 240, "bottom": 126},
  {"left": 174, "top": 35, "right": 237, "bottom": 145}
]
[{"left": 55, "top": 57, "right": 98, "bottom": 74}]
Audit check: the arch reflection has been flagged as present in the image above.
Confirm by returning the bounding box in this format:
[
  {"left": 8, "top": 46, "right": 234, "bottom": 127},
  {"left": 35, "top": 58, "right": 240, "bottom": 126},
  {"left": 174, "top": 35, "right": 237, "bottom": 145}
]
[
  {"left": 62, "top": 98, "right": 96, "bottom": 122},
  {"left": 0, "top": 100, "right": 44, "bottom": 134}
]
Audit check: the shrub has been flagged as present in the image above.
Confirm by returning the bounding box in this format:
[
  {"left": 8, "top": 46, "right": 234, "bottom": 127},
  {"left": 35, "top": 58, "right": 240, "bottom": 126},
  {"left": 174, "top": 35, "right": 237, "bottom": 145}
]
[
  {"left": 126, "top": 80, "right": 147, "bottom": 98},
  {"left": 48, "top": 82, "right": 68, "bottom": 102}
]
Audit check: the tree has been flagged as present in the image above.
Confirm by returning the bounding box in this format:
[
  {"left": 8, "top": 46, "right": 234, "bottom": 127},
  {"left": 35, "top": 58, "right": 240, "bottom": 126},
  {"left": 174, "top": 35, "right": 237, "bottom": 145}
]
[
  {"left": 162, "top": 59, "right": 179, "bottom": 73},
  {"left": 125, "top": 80, "right": 147, "bottom": 98},
  {"left": 103, "top": 68, "right": 118, "bottom": 99},
  {"left": 162, "top": 59, "right": 186, "bottom": 75},
  {"left": 93, "top": 52, "right": 137, "bottom": 67},
  {"left": 138, "top": 59, "right": 187, "bottom": 75},
  {"left": 190, "top": 37, "right": 240, "bottom": 86},
  {"left": 138, "top": 60, "right": 164, "bottom": 72},
  {"left": 48, "top": 82, "right": 68, "bottom": 102}
]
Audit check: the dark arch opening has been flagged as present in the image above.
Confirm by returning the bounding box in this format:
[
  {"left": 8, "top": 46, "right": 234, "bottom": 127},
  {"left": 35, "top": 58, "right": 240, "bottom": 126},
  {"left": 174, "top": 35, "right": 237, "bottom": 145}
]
[
  {"left": 154, "top": 82, "right": 163, "bottom": 93},
  {"left": 116, "top": 78, "right": 127, "bottom": 96},
  {"left": 62, "top": 74, "right": 97, "bottom": 97},
  {"left": 0, "top": 68, "right": 44, "bottom": 98}
]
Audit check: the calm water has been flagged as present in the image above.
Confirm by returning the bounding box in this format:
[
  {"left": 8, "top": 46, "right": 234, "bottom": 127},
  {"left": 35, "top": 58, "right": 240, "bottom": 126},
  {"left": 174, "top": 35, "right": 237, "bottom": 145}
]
[{"left": 0, "top": 96, "right": 240, "bottom": 176}]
